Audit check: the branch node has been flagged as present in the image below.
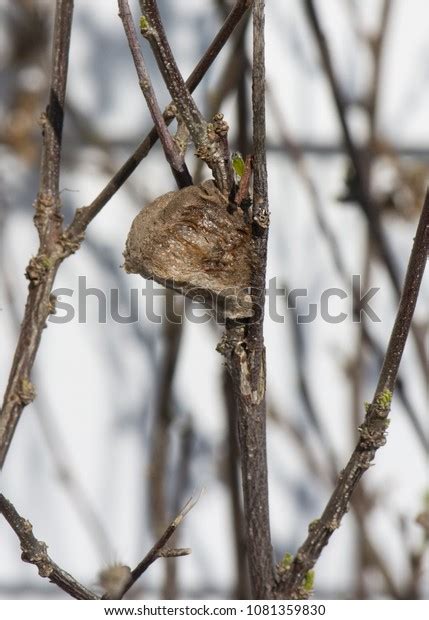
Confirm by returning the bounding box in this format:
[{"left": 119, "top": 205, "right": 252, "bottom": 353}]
[
  {"left": 59, "top": 230, "right": 85, "bottom": 258},
  {"left": 25, "top": 255, "right": 53, "bottom": 286},
  {"left": 17, "top": 378, "right": 37, "bottom": 406}
]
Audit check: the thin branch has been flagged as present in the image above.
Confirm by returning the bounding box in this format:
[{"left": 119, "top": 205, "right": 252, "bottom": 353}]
[
  {"left": 303, "top": 0, "right": 400, "bottom": 293},
  {"left": 148, "top": 290, "right": 184, "bottom": 597},
  {"left": 0, "top": 475, "right": 195, "bottom": 601},
  {"left": 0, "top": 494, "right": 98, "bottom": 600},
  {"left": 269, "top": 403, "right": 402, "bottom": 598},
  {"left": 139, "top": 0, "right": 207, "bottom": 148},
  {"left": 0, "top": 0, "right": 74, "bottom": 468},
  {"left": 223, "top": 370, "right": 251, "bottom": 599},
  {"left": 366, "top": 0, "right": 392, "bottom": 141},
  {"left": 276, "top": 191, "right": 429, "bottom": 598},
  {"left": 0, "top": 0, "right": 251, "bottom": 469},
  {"left": 117, "top": 0, "right": 192, "bottom": 188},
  {"left": 66, "top": 0, "right": 251, "bottom": 240},
  {"left": 38, "top": 0, "right": 73, "bottom": 201},
  {"left": 107, "top": 495, "right": 199, "bottom": 600},
  {"left": 139, "top": 0, "right": 234, "bottom": 194},
  {"left": 0, "top": 235, "right": 113, "bottom": 560},
  {"left": 192, "top": 4, "right": 251, "bottom": 184}
]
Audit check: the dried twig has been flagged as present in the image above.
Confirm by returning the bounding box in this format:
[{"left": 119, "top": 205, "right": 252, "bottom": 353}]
[
  {"left": 139, "top": 0, "right": 233, "bottom": 194},
  {"left": 223, "top": 370, "right": 251, "bottom": 599},
  {"left": 0, "top": 490, "right": 195, "bottom": 601},
  {"left": 0, "top": 0, "right": 74, "bottom": 468},
  {"left": 276, "top": 192, "right": 429, "bottom": 598},
  {"left": 107, "top": 495, "right": 198, "bottom": 600},
  {"left": 192, "top": 4, "right": 251, "bottom": 184},
  {"left": 66, "top": 0, "right": 250, "bottom": 239},
  {"left": 139, "top": 1, "right": 207, "bottom": 147},
  {"left": 0, "top": 494, "right": 98, "bottom": 600},
  {"left": 117, "top": 0, "right": 192, "bottom": 188}
]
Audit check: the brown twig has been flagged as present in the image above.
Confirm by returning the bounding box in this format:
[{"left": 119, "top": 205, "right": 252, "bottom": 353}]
[
  {"left": 270, "top": 399, "right": 402, "bottom": 599},
  {"left": 139, "top": 0, "right": 234, "bottom": 194},
  {"left": 0, "top": 489, "right": 193, "bottom": 601},
  {"left": 223, "top": 370, "right": 251, "bottom": 599},
  {"left": 66, "top": 0, "right": 250, "bottom": 239},
  {"left": 276, "top": 191, "right": 429, "bottom": 598},
  {"left": 0, "top": 494, "right": 98, "bottom": 600},
  {"left": 0, "top": 0, "right": 251, "bottom": 469},
  {"left": 117, "top": 0, "right": 192, "bottom": 188},
  {"left": 107, "top": 495, "right": 198, "bottom": 600},
  {"left": 220, "top": 0, "right": 273, "bottom": 599},
  {"left": 193, "top": 3, "right": 251, "bottom": 184},
  {"left": 139, "top": 0, "right": 207, "bottom": 147},
  {"left": 0, "top": 0, "right": 74, "bottom": 468}
]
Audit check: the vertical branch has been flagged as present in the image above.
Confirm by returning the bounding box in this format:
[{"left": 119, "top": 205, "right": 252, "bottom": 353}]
[
  {"left": 367, "top": 0, "right": 392, "bottom": 141},
  {"left": 148, "top": 291, "right": 184, "bottom": 597},
  {"left": 0, "top": 0, "right": 74, "bottom": 468},
  {"left": 221, "top": 0, "right": 273, "bottom": 599},
  {"left": 39, "top": 0, "right": 74, "bottom": 201},
  {"left": 192, "top": 4, "right": 251, "bottom": 184},
  {"left": 223, "top": 371, "right": 251, "bottom": 599}
]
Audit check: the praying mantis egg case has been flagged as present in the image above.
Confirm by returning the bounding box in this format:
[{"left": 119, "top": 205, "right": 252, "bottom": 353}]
[{"left": 123, "top": 180, "right": 253, "bottom": 319}]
